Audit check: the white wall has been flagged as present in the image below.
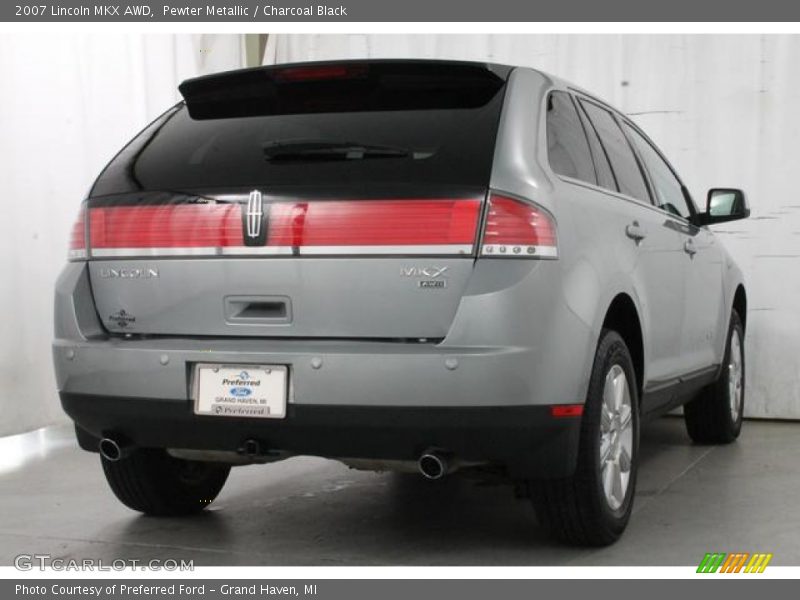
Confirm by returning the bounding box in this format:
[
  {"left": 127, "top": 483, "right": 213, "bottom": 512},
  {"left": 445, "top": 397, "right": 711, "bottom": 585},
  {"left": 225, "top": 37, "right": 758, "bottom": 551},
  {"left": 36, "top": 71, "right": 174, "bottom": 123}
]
[
  {"left": 265, "top": 34, "right": 800, "bottom": 419},
  {"left": 0, "top": 34, "right": 246, "bottom": 436}
]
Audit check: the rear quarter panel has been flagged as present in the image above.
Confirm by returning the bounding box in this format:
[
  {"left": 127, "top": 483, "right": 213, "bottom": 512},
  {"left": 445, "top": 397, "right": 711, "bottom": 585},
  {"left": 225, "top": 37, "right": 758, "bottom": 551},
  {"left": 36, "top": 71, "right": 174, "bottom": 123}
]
[{"left": 483, "top": 68, "right": 649, "bottom": 403}]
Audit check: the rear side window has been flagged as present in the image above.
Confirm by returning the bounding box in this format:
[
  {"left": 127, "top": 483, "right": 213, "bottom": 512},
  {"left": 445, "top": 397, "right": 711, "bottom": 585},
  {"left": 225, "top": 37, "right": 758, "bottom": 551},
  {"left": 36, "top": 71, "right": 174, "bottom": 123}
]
[
  {"left": 579, "top": 100, "right": 651, "bottom": 203},
  {"left": 90, "top": 62, "right": 508, "bottom": 197},
  {"left": 546, "top": 92, "right": 596, "bottom": 185},
  {"left": 622, "top": 122, "right": 694, "bottom": 219}
]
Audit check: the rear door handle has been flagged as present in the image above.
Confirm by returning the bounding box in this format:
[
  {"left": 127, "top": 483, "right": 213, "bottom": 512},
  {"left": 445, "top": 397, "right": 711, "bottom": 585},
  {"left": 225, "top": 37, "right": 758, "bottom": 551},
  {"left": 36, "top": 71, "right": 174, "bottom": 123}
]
[
  {"left": 684, "top": 239, "right": 697, "bottom": 256},
  {"left": 625, "top": 222, "right": 647, "bottom": 242}
]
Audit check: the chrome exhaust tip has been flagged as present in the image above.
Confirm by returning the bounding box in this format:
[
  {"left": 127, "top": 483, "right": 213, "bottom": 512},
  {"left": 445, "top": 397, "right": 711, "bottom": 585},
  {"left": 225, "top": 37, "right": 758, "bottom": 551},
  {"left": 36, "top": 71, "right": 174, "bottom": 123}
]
[
  {"left": 418, "top": 452, "right": 448, "bottom": 480},
  {"left": 98, "top": 437, "right": 128, "bottom": 462}
]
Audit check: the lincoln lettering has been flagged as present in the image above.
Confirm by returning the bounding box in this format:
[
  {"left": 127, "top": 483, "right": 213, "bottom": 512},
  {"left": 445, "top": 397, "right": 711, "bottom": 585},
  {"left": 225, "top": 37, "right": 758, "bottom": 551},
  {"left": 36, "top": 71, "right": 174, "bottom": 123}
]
[
  {"left": 49, "top": 6, "right": 91, "bottom": 16},
  {"left": 98, "top": 267, "right": 159, "bottom": 279}
]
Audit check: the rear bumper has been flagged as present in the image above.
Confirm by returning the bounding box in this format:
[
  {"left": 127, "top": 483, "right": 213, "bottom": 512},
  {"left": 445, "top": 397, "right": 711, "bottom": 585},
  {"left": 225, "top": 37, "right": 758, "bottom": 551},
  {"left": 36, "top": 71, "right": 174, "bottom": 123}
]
[
  {"left": 61, "top": 392, "right": 581, "bottom": 479},
  {"left": 54, "top": 336, "right": 547, "bottom": 409}
]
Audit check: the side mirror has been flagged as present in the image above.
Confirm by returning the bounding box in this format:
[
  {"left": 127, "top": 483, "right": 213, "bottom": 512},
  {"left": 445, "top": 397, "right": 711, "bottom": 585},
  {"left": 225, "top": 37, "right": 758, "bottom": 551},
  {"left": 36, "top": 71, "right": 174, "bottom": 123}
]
[{"left": 697, "top": 188, "right": 749, "bottom": 225}]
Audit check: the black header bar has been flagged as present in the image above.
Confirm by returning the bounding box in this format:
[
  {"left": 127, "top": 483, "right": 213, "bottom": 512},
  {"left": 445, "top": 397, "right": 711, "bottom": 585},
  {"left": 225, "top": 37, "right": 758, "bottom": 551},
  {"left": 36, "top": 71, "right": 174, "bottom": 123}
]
[{"left": 4, "top": 0, "right": 800, "bottom": 22}]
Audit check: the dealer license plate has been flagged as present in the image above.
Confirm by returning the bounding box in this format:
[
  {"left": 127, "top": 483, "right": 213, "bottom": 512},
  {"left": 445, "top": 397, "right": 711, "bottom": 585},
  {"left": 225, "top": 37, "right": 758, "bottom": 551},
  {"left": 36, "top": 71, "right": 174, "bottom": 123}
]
[{"left": 193, "top": 364, "right": 288, "bottom": 419}]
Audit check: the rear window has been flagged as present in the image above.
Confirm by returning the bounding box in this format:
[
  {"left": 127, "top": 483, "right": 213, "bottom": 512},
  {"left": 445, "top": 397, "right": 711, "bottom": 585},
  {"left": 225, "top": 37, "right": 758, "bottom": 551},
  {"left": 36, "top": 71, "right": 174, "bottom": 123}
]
[
  {"left": 546, "top": 91, "right": 596, "bottom": 185},
  {"left": 91, "top": 62, "right": 508, "bottom": 197}
]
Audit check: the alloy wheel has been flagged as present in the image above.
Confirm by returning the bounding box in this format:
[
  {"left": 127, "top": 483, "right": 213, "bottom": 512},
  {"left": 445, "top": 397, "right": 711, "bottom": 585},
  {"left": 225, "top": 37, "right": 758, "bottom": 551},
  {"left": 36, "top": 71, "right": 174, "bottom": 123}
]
[
  {"left": 599, "top": 364, "right": 634, "bottom": 511},
  {"left": 728, "top": 329, "right": 744, "bottom": 422}
]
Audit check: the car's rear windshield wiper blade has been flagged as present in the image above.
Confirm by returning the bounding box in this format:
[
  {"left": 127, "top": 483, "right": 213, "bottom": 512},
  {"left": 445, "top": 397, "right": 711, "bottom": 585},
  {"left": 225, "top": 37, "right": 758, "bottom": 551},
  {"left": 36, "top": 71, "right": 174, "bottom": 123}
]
[{"left": 263, "top": 140, "right": 423, "bottom": 162}]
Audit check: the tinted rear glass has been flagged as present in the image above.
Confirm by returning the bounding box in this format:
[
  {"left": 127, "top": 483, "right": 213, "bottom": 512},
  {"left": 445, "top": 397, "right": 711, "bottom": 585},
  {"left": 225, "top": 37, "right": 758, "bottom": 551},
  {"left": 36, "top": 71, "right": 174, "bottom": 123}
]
[
  {"left": 91, "top": 63, "right": 508, "bottom": 197},
  {"left": 546, "top": 92, "right": 596, "bottom": 185}
]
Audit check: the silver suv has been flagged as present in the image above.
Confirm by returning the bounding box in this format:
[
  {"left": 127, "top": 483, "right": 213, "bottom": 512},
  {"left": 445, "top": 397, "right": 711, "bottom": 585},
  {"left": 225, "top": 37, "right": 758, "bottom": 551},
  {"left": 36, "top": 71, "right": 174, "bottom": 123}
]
[{"left": 53, "top": 60, "right": 749, "bottom": 546}]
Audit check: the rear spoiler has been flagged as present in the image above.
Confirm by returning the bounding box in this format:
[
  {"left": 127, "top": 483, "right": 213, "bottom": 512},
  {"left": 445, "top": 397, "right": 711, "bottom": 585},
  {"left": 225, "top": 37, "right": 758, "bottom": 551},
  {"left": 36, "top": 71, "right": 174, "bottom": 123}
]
[{"left": 178, "top": 60, "right": 512, "bottom": 119}]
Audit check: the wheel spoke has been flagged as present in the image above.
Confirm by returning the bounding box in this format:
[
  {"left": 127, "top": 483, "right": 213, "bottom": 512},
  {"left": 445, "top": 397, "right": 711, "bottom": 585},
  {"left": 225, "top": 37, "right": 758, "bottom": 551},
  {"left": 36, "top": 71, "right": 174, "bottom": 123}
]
[
  {"left": 611, "top": 460, "right": 623, "bottom": 506},
  {"left": 619, "top": 404, "right": 632, "bottom": 431},
  {"left": 600, "top": 435, "right": 613, "bottom": 463},
  {"left": 613, "top": 374, "right": 625, "bottom": 411},
  {"left": 602, "top": 459, "right": 615, "bottom": 500},
  {"left": 603, "top": 373, "right": 617, "bottom": 415},
  {"left": 618, "top": 446, "right": 632, "bottom": 473},
  {"left": 601, "top": 406, "right": 614, "bottom": 433}
]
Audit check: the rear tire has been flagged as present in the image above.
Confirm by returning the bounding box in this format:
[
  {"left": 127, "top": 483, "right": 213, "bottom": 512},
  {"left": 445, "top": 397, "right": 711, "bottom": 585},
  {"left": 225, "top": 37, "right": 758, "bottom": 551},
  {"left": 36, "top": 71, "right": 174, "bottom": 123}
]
[
  {"left": 101, "top": 448, "right": 230, "bottom": 516},
  {"left": 529, "top": 329, "right": 639, "bottom": 546},
  {"left": 684, "top": 310, "right": 745, "bottom": 444}
]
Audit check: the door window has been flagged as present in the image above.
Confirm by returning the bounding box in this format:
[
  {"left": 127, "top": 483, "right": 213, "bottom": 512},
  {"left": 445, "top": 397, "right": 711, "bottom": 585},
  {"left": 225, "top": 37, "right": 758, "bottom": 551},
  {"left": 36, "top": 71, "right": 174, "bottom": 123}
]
[
  {"left": 579, "top": 100, "right": 651, "bottom": 203},
  {"left": 622, "top": 122, "right": 694, "bottom": 220},
  {"left": 575, "top": 101, "right": 618, "bottom": 192}
]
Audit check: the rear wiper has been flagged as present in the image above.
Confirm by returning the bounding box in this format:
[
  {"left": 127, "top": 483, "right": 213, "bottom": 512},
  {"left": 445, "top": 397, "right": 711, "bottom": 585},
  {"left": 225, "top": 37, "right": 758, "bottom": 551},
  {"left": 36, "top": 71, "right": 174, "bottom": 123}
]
[{"left": 263, "top": 140, "right": 427, "bottom": 162}]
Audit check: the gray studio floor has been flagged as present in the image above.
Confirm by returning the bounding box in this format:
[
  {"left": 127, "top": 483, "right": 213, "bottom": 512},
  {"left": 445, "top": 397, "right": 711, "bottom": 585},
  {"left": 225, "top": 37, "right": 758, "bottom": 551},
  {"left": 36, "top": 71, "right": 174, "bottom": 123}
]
[{"left": 0, "top": 417, "right": 797, "bottom": 566}]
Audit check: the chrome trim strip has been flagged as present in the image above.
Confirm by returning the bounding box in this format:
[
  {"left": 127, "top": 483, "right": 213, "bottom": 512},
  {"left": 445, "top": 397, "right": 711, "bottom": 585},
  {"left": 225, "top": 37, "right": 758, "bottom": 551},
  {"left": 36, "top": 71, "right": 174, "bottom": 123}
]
[
  {"left": 89, "top": 244, "right": 474, "bottom": 258},
  {"left": 92, "top": 247, "right": 225, "bottom": 257},
  {"left": 298, "top": 245, "right": 473, "bottom": 255}
]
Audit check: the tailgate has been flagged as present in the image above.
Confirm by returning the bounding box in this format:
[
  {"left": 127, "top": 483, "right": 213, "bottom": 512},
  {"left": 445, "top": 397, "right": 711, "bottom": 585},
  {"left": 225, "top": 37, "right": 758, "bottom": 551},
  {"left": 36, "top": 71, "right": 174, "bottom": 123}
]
[
  {"left": 89, "top": 257, "right": 476, "bottom": 339},
  {"left": 86, "top": 195, "right": 484, "bottom": 338}
]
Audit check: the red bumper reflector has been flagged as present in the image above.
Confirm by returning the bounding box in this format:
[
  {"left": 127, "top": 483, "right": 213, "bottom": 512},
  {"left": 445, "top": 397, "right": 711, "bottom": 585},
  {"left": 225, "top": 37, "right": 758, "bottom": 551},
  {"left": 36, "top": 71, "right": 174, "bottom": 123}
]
[{"left": 550, "top": 405, "right": 584, "bottom": 418}]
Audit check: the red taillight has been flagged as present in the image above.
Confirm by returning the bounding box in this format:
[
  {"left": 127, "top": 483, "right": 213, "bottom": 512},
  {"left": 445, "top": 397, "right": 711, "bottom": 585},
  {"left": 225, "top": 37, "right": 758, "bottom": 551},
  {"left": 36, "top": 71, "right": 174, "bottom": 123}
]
[
  {"left": 550, "top": 404, "right": 584, "bottom": 418},
  {"left": 67, "top": 207, "right": 87, "bottom": 260},
  {"left": 84, "top": 198, "right": 480, "bottom": 258},
  {"left": 267, "top": 199, "right": 479, "bottom": 251},
  {"left": 89, "top": 205, "right": 243, "bottom": 255},
  {"left": 480, "top": 194, "right": 558, "bottom": 259}
]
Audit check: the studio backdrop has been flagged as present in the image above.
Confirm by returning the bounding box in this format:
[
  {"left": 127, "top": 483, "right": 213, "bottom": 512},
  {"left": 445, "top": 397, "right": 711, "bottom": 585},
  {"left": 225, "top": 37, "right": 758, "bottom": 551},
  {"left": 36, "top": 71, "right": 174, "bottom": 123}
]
[{"left": 0, "top": 33, "right": 246, "bottom": 436}]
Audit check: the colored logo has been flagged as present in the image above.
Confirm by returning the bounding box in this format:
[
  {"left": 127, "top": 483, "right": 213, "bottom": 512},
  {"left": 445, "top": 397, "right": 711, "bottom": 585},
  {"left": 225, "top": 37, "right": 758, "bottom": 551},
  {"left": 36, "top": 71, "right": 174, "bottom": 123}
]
[
  {"left": 238, "top": 371, "right": 250, "bottom": 380},
  {"left": 697, "top": 552, "right": 773, "bottom": 573},
  {"left": 229, "top": 387, "right": 253, "bottom": 397}
]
